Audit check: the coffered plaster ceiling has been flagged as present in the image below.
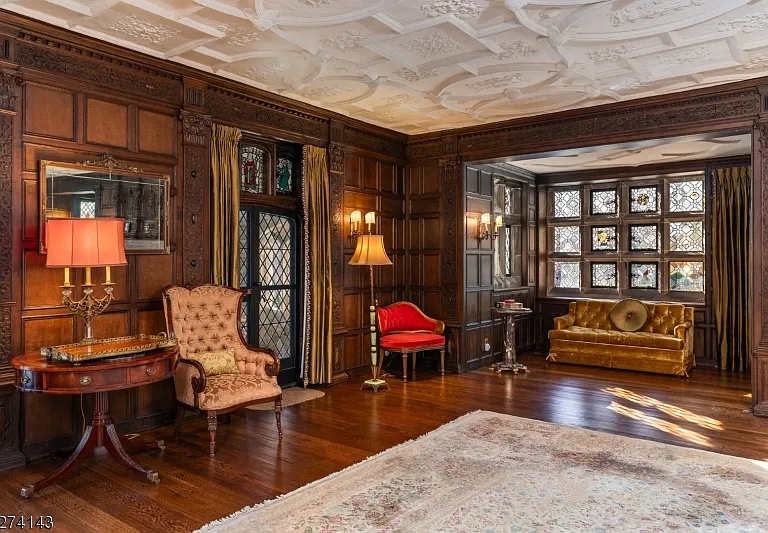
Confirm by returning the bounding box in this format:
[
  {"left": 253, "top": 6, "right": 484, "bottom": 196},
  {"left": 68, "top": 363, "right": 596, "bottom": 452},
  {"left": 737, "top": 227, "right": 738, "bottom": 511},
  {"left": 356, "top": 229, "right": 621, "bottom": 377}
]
[
  {"left": 504, "top": 132, "right": 751, "bottom": 173},
  {"left": 4, "top": 0, "right": 768, "bottom": 134}
]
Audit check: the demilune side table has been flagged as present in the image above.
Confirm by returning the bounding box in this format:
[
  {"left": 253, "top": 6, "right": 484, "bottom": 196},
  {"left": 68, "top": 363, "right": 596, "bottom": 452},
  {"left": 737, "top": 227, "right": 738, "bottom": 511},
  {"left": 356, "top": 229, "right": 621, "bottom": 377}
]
[{"left": 490, "top": 307, "right": 532, "bottom": 374}]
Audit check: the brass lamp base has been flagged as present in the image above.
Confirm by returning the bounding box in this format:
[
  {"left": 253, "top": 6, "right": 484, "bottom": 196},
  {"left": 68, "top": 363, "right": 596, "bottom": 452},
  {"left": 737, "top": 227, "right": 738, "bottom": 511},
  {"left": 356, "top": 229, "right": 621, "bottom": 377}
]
[{"left": 361, "top": 378, "right": 389, "bottom": 392}]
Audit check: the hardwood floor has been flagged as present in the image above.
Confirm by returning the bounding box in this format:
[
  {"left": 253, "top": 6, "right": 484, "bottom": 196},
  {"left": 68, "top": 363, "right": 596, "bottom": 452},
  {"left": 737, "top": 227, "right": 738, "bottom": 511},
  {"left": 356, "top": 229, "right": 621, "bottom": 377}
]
[{"left": 0, "top": 354, "right": 765, "bottom": 532}]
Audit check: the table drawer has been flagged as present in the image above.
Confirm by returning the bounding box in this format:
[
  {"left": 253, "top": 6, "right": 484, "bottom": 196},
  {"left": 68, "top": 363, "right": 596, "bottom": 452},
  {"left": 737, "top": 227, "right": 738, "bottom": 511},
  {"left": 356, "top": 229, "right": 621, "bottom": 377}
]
[
  {"left": 128, "top": 359, "right": 172, "bottom": 385},
  {"left": 47, "top": 368, "right": 127, "bottom": 392}
]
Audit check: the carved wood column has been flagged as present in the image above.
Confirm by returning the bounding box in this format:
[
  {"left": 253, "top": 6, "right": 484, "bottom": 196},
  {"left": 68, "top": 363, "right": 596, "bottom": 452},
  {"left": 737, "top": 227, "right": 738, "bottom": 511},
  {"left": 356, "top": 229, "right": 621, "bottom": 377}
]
[
  {"left": 328, "top": 120, "right": 347, "bottom": 383},
  {"left": 0, "top": 68, "right": 25, "bottom": 468},
  {"left": 752, "top": 104, "right": 768, "bottom": 416},
  {"left": 439, "top": 135, "right": 462, "bottom": 372},
  {"left": 179, "top": 109, "right": 212, "bottom": 286}
]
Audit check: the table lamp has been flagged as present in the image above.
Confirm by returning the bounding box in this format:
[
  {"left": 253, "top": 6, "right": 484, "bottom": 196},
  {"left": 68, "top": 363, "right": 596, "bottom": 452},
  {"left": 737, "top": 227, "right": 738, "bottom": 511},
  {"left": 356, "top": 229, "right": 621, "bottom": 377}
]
[
  {"left": 348, "top": 233, "right": 392, "bottom": 392},
  {"left": 45, "top": 218, "right": 127, "bottom": 341}
]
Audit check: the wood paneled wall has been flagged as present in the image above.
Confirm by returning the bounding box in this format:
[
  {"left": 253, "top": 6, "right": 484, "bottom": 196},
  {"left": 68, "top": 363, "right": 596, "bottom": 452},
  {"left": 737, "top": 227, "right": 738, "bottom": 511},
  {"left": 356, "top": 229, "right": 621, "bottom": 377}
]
[
  {"left": 337, "top": 148, "right": 406, "bottom": 378},
  {"left": 463, "top": 164, "right": 536, "bottom": 372}
]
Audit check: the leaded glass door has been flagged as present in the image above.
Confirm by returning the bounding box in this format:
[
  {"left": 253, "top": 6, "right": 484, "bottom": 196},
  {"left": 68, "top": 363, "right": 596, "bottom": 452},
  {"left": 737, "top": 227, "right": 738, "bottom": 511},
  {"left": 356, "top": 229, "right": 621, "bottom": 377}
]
[{"left": 239, "top": 207, "right": 301, "bottom": 385}]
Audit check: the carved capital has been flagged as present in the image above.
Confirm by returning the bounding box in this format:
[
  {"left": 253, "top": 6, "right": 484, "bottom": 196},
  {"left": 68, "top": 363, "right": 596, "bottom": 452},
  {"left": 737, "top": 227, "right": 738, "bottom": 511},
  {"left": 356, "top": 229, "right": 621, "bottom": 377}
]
[
  {"left": 755, "top": 118, "right": 768, "bottom": 149},
  {"left": 180, "top": 111, "right": 212, "bottom": 146},
  {"left": 329, "top": 143, "right": 345, "bottom": 173},
  {"left": 0, "top": 73, "right": 21, "bottom": 113}
]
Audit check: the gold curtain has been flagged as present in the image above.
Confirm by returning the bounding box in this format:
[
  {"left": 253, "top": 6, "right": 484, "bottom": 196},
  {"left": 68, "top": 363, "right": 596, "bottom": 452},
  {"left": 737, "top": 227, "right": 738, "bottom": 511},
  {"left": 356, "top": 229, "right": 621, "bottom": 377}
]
[
  {"left": 713, "top": 166, "right": 751, "bottom": 372},
  {"left": 211, "top": 124, "right": 242, "bottom": 287},
  {"left": 303, "top": 145, "right": 333, "bottom": 385}
]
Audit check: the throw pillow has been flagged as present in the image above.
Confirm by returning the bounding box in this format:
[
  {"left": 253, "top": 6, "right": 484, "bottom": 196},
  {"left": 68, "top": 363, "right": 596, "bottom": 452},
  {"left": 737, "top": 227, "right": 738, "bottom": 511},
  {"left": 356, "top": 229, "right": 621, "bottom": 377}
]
[
  {"left": 186, "top": 348, "right": 239, "bottom": 376},
  {"left": 609, "top": 298, "right": 649, "bottom": 332}
]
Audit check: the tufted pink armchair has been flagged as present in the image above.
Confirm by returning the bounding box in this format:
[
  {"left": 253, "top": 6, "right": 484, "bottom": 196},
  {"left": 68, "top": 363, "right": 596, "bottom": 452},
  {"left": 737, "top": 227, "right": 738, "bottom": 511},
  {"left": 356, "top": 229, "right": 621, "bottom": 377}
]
[{"left": 162, "top": 284, "right": 282, "bottom": 457}]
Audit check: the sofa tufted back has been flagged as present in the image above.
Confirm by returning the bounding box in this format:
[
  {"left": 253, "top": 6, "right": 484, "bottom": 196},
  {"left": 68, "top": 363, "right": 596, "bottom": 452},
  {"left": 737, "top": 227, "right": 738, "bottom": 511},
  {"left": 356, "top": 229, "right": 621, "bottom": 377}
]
[
  {"left": 163, "top": 285, "right": 272, "bottom": 378},
  {"left": 569, "top": 299, "right": 692, "bottom": 335},
  {"left": 377, "top": 302, "right": 442, "bottom": 336}
]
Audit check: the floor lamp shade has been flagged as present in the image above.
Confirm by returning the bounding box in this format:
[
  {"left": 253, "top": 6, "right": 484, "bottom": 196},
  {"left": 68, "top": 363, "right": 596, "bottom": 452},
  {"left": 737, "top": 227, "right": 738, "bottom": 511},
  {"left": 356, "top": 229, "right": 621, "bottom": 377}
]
[
  {"left": 46, "top": 218, "right": 127, "bottom": 268},
  {"left": 348, "top": 235, "right": 392, "bottom": 266}
]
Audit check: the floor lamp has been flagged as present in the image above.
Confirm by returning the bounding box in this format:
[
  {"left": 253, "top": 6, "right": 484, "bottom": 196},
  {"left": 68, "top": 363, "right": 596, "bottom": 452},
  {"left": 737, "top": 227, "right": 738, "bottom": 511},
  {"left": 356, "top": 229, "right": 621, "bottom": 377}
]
[{"left": 349, "top": 234, "right": 392, "bottom": 392}]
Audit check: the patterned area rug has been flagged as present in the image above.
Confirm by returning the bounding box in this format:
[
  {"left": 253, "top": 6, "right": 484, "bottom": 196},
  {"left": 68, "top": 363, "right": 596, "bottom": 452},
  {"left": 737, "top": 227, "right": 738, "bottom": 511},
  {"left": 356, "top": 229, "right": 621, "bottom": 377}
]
[
  {"left": 196, "top": 411, "right": 768, "bottom": 532},
  {"left": 245, "top": 387, "right": 324, "bottom": 411}
]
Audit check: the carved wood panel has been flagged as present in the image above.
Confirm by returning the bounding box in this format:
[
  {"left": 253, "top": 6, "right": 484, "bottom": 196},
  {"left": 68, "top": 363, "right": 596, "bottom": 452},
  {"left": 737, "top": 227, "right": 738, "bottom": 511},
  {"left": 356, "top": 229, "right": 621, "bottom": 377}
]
[
  {"left": 753, "top": 117, "right": 768, "bottom": 416},
  {"left": 440, "top": 157, "right": 460, "bottom": 321},
  {"left": 180, "top": 111, "right": 211, "bottom": 286}
]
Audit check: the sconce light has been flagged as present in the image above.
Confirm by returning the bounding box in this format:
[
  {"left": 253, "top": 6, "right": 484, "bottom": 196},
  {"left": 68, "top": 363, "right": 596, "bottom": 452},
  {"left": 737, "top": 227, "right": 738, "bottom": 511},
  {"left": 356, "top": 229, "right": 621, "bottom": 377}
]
[
  {"left": 349, "top": 210, "right": 362, "bottom": 241},
  {"left": 478, "top": 213, "right": 491, "bottom": 241},
  {"left": 493, "top": 215, "right": 503, "bottom": 239},
  {"left": 364, "top": 211, "right": 376, "bottom": 234}
]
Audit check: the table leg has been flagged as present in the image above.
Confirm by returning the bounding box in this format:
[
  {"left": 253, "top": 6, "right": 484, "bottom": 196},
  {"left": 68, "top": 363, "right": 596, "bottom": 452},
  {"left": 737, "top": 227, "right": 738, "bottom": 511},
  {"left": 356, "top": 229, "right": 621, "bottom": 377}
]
[
  {"left": 20, "top": 392, "right": 161, "bottom": 498},
  {"left": 491, "top": 314, "right": 528, "bottom": 374}
]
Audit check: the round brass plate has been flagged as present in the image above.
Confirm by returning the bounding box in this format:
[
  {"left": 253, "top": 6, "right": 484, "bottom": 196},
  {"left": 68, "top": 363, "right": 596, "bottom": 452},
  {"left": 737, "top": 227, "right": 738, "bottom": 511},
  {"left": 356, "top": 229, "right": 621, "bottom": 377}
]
[{"left": 609, "top": 298, "right": 649, "bottom": 332}]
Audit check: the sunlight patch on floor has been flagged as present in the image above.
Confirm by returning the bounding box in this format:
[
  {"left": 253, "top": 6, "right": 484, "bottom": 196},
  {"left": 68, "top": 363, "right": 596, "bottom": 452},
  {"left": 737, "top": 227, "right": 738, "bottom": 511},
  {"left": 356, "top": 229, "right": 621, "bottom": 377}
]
[
  {"left": 603, "top": 387, "right": 723, "bottom": 431},
  {"left": 607, "top": 401, "right": 712, "bottom": 447}
]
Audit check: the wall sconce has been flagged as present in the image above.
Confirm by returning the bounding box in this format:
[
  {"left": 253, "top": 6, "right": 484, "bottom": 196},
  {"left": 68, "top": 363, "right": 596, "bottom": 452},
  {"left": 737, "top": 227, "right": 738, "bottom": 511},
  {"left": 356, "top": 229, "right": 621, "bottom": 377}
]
[
  {"left": 365, "top": 211, "right": 376, "bottom": 234},
  {"left": 493, "top": 215, "right": 503, "bottom": 239},
  {"left": 349, "top": 210, "right": 362, "bottom": 241},
  {"left": 478, "top": 213, "right": 491, "bottom": 241}
]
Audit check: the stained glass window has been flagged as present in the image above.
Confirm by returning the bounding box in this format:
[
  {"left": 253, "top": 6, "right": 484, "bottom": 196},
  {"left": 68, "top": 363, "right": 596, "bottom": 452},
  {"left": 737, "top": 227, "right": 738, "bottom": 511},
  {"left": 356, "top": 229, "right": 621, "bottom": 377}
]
[
  {"left": 590, "top": 189, "right": 617, "bottom": 215},
  {"left": 629, "top": 262, "right": 658, "bottom": 289},
  {"left": 553, "top": 190, "right": 580, "bottom": 218},
  {"left": 591, "top": 263, "right": 617, "bottom": 288},
  {"left": 591, "top": 226, "right": 617, "bottom": 251},
  {"left": 241, "top": 144, "right": 267, "bottom": 194},
  {"left": 669, "top": 180, "right": 704, "bottom": 213},
  {"left": 276, "top": 157, "right": 293, "bottom": 194},
  {"left": 504, "top": 226, "right": 511, "bottom": 277},
  {"left": 669, "top": 221, "right": 704, "bottom": 252},
  {"left": 554, "top": 261, "right": 580, "bottom": 288},
  {"left": 79, "top": 199, "right": 96, "bottom": 218},
  {"left": 554, "top": 226, "right": 580, "bottom": 253},
  {"left": 629, "top": 185, "right": 659, "bottom": 213},
  {"left": 670, "top": 261, "right": 704, "bottom": 292},
  {"left": 629, "top": 224, "right": 659, "bottom": 251}
]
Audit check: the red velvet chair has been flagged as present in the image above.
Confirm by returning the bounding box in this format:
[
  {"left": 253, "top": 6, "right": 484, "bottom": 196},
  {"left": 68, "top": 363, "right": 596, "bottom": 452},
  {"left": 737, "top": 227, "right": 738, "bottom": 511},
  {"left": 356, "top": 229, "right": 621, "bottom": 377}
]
[{"left": 377, "top": 302, "right": 446, "bottom": 382}]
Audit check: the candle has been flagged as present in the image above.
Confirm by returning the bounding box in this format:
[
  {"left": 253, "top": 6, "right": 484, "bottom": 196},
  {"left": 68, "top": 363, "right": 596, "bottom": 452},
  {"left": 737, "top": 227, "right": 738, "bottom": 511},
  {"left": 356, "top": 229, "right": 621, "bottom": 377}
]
[
  {"left": 84, "top": 266, "right": 92, "bottom": 286},
  {"left": 105, "top": 266, "right": 111, "bottom": 284},
  {"left": 63, "top": 267, "right": 70, "bottom": 286}
]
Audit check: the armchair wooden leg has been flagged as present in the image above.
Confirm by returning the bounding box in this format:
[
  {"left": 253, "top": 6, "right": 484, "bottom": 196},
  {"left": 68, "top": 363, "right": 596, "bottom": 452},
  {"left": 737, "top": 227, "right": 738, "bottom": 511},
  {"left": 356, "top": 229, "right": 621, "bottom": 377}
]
[
  {"left": 275, "top": 396, "right": 283, "bottom": 437},
  {"left": 207, "top": 414, "right": 217, "bottom": 458},
  {"left": 402, "top": 353, "right": 408, "bottom": 383},
  {"left": 173, "top": 405, "right": 185, "bottom": 437},
  {"left": 440, "top": 349, "right": 445, "bottom": 376}
]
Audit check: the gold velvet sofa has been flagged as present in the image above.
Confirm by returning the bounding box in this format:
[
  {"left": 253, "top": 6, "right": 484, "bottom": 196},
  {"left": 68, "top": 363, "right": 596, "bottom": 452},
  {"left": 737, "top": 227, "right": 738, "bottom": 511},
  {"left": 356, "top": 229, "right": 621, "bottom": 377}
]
[{"left": 547, "top": 300, "right": 695, "bottom": 377}]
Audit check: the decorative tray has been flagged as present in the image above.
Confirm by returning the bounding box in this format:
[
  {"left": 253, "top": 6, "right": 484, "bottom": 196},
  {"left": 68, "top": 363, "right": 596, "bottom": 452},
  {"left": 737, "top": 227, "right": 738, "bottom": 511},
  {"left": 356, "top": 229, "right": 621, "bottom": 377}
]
[{"left": 41, "top": 334, "right": 177, "bottom": 363}]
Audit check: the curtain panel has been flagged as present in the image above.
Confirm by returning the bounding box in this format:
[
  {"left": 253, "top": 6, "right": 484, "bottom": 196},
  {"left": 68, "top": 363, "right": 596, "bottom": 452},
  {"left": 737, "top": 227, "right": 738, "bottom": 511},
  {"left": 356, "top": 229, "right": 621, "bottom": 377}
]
[
  {"left": 712, "top": 166, "right": 751, "bottom": 372},
  {"left": 211, "top": 124, "right": 242, "bottom": 287},
  {"left": 302, "top": 146, "right": 333, "bottom": 385}
]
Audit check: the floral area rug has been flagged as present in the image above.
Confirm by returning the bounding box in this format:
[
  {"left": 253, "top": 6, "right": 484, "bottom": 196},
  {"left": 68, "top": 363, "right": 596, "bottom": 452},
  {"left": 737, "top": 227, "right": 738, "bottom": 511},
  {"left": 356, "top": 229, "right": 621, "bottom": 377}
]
[{"left": 196, "top": 410, "right": 768, "bottom": 533}]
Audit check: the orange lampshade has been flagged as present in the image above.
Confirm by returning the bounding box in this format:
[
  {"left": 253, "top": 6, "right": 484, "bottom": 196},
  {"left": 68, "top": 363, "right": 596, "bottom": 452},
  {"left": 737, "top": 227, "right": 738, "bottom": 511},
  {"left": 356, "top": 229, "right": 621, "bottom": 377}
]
[
  {"left": 46, "top": 218, "right": 127, "bottom": 268},
  {"left": 348, "top": 235, "right": 392, "bottom": 266}
]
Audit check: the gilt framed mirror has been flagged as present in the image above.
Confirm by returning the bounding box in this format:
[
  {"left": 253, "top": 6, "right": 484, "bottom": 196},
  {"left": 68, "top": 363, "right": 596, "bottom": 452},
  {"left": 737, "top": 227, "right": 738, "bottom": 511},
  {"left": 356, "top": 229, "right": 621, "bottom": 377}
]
[{"left": 40, "top": 155, "right": 171, "bottom": 254}]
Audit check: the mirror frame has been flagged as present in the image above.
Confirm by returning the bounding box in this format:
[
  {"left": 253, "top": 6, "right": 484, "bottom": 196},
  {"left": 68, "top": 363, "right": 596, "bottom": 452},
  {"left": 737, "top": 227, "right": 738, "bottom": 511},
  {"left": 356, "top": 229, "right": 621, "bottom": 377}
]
[{"left": 39, "top": 155, "right": 171, "bottom": 255}]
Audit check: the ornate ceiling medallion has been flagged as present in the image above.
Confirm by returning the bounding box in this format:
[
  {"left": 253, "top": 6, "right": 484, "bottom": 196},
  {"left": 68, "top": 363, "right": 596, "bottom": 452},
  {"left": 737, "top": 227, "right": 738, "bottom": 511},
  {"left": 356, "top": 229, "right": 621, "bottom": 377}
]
[
  {"left": 400, "top": 32, "right": 460, "bottom": 59},
  {"left": 657, "top": 45, "right": 712, "bottom": 66},
  {"left": 394, "top": 68, "right": 438, "bottom": 82},
  {"left": 610, "top": 0, "right": 703, "bottom": 27},
  {"left": 321, "top": 29, "right": 366, "bottom": 51},
  {"left": 718, "top": 11, "right": 768, "bottom": 34},
  {"left": 587, "top": 44, "right": 635, "bottom": 65},
  {"left": 242, "top": 61, "right": 290, "bottom": 82},
  {"left": 421, "top": 0, "right": 484, "bottom": 19},
  {"left": 495, "top": 40, "right": 537, "bottom": 60},
  {"left": 467, "top": 73, "right": 526, "bottom": 91},
  {"left": 301, "top": 84, "right": 347, "bottom": 99},
  {"left": 218, "top": 24, "right": 262, "bottom": 47},
  {"left": 109, "top": 15, "right": 180, "bottom": 44}
]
